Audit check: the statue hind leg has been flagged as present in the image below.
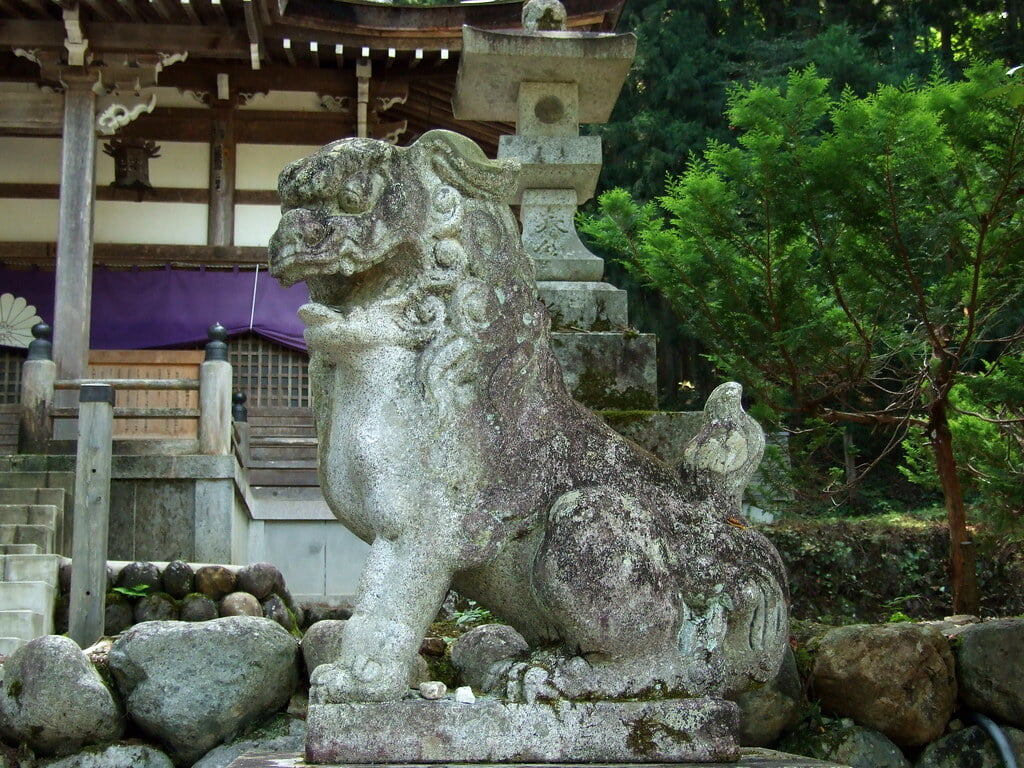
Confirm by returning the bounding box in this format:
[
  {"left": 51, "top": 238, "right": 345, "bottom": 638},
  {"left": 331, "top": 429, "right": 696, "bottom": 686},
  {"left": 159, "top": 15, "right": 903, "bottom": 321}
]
[{"left": 532, "top": 486, "right": 680, "bottom": 659}]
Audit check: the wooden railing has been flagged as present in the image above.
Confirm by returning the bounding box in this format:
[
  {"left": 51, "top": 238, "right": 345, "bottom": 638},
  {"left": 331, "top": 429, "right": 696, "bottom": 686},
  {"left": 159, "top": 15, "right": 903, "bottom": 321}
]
[{"left": 18, "top": 323, "right": 234, "bottom": 456}]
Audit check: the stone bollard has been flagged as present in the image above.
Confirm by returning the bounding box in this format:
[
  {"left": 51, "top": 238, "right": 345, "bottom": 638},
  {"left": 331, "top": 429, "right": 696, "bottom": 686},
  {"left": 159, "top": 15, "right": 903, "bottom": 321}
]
[
  {"left": 199, "top": 322, "right": 232, "bottom": 456},
  {"left": 18, "top": 322, "right": 55, "bottom": 454},
  {"left": 232, "top": 391, "right": 250, "bottom": 460}
]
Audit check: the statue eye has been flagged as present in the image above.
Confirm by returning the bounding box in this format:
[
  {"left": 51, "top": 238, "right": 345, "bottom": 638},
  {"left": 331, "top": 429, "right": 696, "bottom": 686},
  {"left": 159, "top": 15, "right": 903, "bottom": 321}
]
[{"left": 339, "top": 188, "right": 363, "bottom": 213}]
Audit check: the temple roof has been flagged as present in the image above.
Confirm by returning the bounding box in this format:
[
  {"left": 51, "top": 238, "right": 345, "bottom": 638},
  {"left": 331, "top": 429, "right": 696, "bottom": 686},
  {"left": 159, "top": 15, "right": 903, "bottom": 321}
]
[{"left": 0, "top": 0, "right": 626, "bottom": 150}]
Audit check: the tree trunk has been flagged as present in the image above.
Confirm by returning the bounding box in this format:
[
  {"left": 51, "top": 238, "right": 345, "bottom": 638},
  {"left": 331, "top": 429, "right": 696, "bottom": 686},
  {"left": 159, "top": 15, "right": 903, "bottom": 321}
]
[{"left": 930, "top": 398, "right": 980, "bottom": 616}]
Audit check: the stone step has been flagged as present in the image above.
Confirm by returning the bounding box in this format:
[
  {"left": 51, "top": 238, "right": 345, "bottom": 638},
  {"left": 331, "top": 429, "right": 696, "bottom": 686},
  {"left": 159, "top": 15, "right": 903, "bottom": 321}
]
[
  {"left": 0, "top": 455, "right": 73, "bottom": 473},
  {"left": 539, "top": 280, "right": 628, "bottom": 331},
  {"left": 0, "top": 500, "right": 63, "bottom": 558},
  {"left": 0, "top": 524, "right": 53, "bottom": 552},
  {"left": 0, "top": 472, "right": 74, "bottom": 554},
  {"left": 0, "top": 554, "right": 60, "bottom": 587},
  {"left": 550, "top": 331, "right": 658, "bottom": 410},
  {"left": 0, "top": 470, "right": 75, "bottom": 496},
  {"left": 0, "top": 544, "right": 41, "bottom": 555},
  {"left": 0, "top": 486, "right": 65, "bottom": 510},
  {"left": 0, "top": 637, "right": 27, "bottom": 657},
  {"left": 0, "top": 503, "right": 59, "bottom": 529},
  {"left": 0, "top": 609, "right": 47, "bottom": 642},
  {"left": 0, "top": 580, "right": 55, "bottom": 614}
]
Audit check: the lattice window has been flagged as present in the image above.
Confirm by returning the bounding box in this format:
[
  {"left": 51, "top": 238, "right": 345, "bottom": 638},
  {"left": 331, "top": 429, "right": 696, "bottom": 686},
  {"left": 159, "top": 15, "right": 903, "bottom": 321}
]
[
  {"left": 0, "top": 349, "right": 24, "bottom": 405},
  {"left": 229, "top": 333, "right": 311, "bottom": 408}
]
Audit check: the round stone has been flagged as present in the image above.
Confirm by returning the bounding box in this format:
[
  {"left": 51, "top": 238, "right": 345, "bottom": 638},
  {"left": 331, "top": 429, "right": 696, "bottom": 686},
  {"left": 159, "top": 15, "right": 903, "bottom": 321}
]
[
  {"left": 237, "top": 562, "right": 284, "bottom": 601},
  {"left": 161, "top": 560, "right": 195, "bottom": 599},
  {"left": 263, "top": 593, "right": 297, "bottom": 632},
  {"left": 117, "top": 561, "right": 161, "bottom": 591},
  {"left": 105, "top": 592, "right": 135, "bottom": 635},
  {"left": 180, "top": 593, "right": 219, "bottom": 622},
  {"left": 133, "top": 593, "right": 179, "bottom": 623},
  {"left": 220, "top": 591, "right": 263, "bottom": 617},
  {"left": 419, "top": 681, "right": 447, "bottom": 700},
  {"left": 195, "top": 565, "right": 237, "bottom": 601}
]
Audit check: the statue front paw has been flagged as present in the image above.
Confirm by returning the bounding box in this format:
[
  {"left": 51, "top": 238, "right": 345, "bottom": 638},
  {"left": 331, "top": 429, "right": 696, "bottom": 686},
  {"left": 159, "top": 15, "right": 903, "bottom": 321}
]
[{"left": 309, "top": 656, "right": 409, "bottom": 703}]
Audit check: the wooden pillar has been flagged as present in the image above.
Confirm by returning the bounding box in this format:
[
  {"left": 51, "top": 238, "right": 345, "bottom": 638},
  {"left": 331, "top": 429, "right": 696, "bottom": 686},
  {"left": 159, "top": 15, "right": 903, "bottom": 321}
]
[
  {"left": 53, "top": 71, "right": 98, "bottom": 380},
  {"left": 69, "top": 382, "right": 114, "bottom": 649},
  {"left": 208, "top": 105, "right": 236, "bottom": 246}
]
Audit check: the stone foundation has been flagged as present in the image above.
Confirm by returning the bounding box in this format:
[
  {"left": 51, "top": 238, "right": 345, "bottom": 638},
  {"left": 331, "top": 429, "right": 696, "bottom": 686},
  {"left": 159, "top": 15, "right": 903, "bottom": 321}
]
[
  {"left": 229, "top": 748, "right": 851, "bottom": 767},
  {"left": 305, "top": 698, "right": 740, "bottom": 764}
]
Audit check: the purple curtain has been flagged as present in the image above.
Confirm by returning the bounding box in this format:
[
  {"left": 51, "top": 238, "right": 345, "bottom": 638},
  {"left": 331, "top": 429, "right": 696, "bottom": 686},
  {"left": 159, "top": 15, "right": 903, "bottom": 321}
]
[{"left": 0, "top": 266, "right": 310, "bottom": 352}]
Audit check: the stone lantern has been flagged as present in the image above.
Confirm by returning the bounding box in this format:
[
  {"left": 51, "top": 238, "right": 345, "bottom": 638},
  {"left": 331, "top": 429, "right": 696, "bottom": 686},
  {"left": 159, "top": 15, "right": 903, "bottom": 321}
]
[{"left": 453, "top": 0, "right": 656, "bottom": 410}]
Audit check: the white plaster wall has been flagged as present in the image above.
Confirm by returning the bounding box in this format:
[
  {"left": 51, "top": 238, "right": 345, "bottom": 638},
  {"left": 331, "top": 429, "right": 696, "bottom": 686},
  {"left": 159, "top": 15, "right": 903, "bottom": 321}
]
[
  {"left": 235, "top": 204, "right": 281, "bottom": 247},
  {"left": 0, "top": 137, "right": 62, "bottom": 183},
  {"left": 249, "top": 519, "right": 368, "bottom": 603},
  {"left": 236, "top": 144, "right": 322, "bottom": 189},
  {"left": 0, "top": 199, "right": 59, "bottom": 240},
  {"left": 238, "top": 92, "right": 330, "bottom": 113},
  {"left": 95, "top": 201, "right": 208, "bottom": 245}
]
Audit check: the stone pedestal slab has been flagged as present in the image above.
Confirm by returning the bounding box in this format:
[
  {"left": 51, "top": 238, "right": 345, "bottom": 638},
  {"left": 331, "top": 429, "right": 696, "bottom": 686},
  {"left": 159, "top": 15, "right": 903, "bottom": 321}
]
[
  {"left": 551, "top": 331, "right": 657, "bottom": 409},
  {"left": 305, "top": 698, "right": 739, "bottom": 764},
  {"left": 229, "top": 748, "right": 851, "bottom": 768},
  {"left": 499, "top": 136, "right": 602, "bottom": 203},
  {"left": 540, "top": 280, "right": 627, "bottom": 329}
]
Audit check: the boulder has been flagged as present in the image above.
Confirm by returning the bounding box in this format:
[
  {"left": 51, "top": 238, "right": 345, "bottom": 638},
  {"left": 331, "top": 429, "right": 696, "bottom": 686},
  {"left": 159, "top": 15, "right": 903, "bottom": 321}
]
[
  {"left": 189, "top": 715, "right": 306, "bottom": 768},
  {"left": 180, "top": 593, "right": 219, "bottom": 622},
  {"left": 301, "top": 619, "right": 347, "bottom": 677},
  {"left": 38, "top": 743, "right": 175, "bottom": 768},
  {"left": 733, "top": 645, "right": 803, "bottom": 747},
  {"left": 116, "top": 561, "right": 161, "bottom": 592},
  {"left": 219, "top": 591, "right": 263, "bottom": 618},
  {"left": 194, "top": 565, "right": 237, "bottom": 601},
  {"left": 821, "top": 724, "right": 910, "bottom": 768},
  {"left": 160, "top": 560, "right": 195, "bottom": 599},
  {"left": 917, "top": 724, "right": 1024, "bottom": 768},
  {"left": 450, "top": 624, "right": 530, "bottom": 692},
  {"left": 235, "top": 562, "right": 283, "bottom": 601},
  {"left": 107, "top": 616, "right": 300, "bottom": 765},
  {"left": 810, "top": 623, "right": 955, "bottom": 746},
  {"left": 954, "top": 618, "right": 1024, "bottom": 728},
  {"left": 0, "top": 635, "right": 124, "bottom": 756}
]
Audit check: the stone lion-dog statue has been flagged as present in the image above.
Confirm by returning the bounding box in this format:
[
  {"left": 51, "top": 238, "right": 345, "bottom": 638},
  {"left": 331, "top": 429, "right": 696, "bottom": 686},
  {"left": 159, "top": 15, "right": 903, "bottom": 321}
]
[{"left": 269, "top": 130, "right": 788, "bottom": 705}]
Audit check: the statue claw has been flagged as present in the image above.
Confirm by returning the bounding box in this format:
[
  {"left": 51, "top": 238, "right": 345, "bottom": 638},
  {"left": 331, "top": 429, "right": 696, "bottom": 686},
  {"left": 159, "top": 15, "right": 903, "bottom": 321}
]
[{"left": 309, "top": 658, "right": 408, "bottom": 703}]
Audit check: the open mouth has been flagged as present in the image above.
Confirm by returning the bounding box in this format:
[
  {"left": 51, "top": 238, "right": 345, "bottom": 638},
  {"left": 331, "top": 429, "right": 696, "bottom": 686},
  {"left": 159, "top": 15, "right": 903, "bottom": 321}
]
[{"left": 297, "top": 301, "right": 342, "bottom": 327}]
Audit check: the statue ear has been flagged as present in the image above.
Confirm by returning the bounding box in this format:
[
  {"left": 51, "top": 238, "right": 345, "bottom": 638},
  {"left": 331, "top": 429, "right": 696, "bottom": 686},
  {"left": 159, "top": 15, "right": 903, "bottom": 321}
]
[{"left": 414, "top": 130, "right": 519, "bottom": 203}]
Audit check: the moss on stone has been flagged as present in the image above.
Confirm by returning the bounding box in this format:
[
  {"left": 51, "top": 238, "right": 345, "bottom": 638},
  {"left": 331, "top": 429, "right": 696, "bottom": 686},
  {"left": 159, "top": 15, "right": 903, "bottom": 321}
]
[
  {"left": 599, "top": 410, "right": 661, "bottom": 429},
  {"left": 572, "top": 364, "right": 656, "bottom": 410}
]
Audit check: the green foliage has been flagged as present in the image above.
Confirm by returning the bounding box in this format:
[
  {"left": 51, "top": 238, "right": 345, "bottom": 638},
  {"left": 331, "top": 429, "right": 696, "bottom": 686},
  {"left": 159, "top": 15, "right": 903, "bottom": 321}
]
[
  {"left": 902, "top": 358, "right": 1024, "bottom": 526},
  {"left": 452, "top": 600, "right": 493, "bottom": 627},
  {"left": 581, "top": 64, "right": 1024, "bottom": 526},
  {"left": 112, "top": 584, "right": 150, "bottom": 599}
]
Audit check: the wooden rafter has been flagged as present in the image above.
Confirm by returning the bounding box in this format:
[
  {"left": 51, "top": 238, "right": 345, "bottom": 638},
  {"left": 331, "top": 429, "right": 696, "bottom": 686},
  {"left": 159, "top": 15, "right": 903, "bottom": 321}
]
[{"left": 242, "top": 0, "right": 264, "bottom": 69}]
